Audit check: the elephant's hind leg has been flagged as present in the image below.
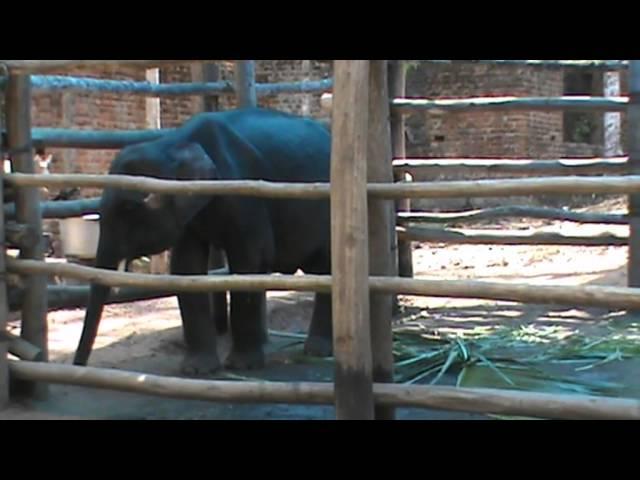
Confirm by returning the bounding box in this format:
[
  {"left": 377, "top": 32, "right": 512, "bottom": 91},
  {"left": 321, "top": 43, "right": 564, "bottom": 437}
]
[
  {"left": 223, "top": 225, "right": 273, "bottom": 371},
  {"left": 301, "top": 250, "right": 333, "bottom": 357},
  {"left": 171, "top": 235, "right": 221, "bottom": 376}
]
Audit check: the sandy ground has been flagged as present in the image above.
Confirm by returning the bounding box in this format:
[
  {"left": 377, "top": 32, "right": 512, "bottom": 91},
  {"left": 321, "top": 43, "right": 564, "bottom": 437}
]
[{"left": 2, "top": 198, "right": 638, "bottom": 420}]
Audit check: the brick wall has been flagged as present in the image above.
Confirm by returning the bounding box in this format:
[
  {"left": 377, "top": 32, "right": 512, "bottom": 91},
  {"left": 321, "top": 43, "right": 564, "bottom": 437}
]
[
  {"left": 406, "top": 63, "right": 534, "bottom": 158},
  {"left": 30, "top": 64, "right": 149, "bottom": 200},
  {"left": 19, "top": 60, "right": 629, "bottom": 212}
]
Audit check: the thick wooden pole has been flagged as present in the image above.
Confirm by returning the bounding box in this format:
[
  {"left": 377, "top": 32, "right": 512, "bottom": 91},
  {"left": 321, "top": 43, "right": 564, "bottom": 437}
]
[
  {"left": 6, "top": 73, "right": 48, "bottom": 398},
  {"left": 145, "top": 68, "right": 170, "bottom": 276},
  {"left": 9, "top": 360, "right": 640, "bottom": 420},
  {"left": 0, "top": 124, "right": 8, "bottom": 408},
  {"left": 388, "top": 61, "right": 413, "bottom": 280},
  {"left": 202, "top": 63, "right": 220, "bottom": 112},
  {"left": 367, "top": 61, "right": 396, "bottom": 420},
  {"left": 330, "top": 60, "right": 374, "bottom": 420},
  {"left": 629, "top": 61, "right": 640, "bottom": 289},
  {"left": 235, "top": 61, "right": 257, "bottom": 108},
  {"left": 201, "top": 62, "right": 229, "bottom": 333}
]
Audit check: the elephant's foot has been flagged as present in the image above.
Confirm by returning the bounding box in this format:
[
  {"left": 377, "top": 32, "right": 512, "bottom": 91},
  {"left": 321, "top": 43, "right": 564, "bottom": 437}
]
[
  {"left": 181, "top": 351, "right": 222, "bottom": 377},
  {"left": 304, "top": 335, "right": 333, "bottom": 357},
  {"left": 224, "top": 348, "right": 266, "bottom": 370}
]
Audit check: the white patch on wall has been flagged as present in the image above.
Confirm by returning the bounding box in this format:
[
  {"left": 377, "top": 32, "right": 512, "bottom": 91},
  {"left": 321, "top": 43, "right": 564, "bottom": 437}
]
[
  {"left": 146, "top": 68, "right": 161, "bottom": 129},
  {"left": 301, "top": 60, "right": 311, "bottom": 116},
  {"left": 604, "top": 71, "right": 622, "bottom": 157}
]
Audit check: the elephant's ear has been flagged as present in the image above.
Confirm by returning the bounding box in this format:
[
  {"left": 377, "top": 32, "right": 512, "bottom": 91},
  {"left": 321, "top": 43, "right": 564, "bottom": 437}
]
[
  {"left": 170, "top": 142, "right": 219, "bottom": 181},
  {"left": 144, "top": 142, "right": 218, "bottom": 217}
]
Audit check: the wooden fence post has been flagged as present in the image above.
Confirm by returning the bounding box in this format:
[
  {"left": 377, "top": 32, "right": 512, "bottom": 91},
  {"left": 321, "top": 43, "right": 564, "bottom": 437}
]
[
  {"left": 330, "top": 60, "right": 374, "bottom": 420},
  {"left": 0, "top": 95, "right": 8, "bottom": 408},
  {"left": 6, "top": 73, "right": 48, "bottom": 398},
  {"left": 201, "top": 62, "right": 229, "bottom": 333},
  {"left": 235, "top": 61, "right": 257, "bottom": 108},
  {"left": 388, "top": 60, "right": 413, "bottom": 282},
  {"left": 367, "top": 60, "right": 396, "bottom": 420},
  {"left": 628, "top": 61, "right": 640, "bottom": 290}
]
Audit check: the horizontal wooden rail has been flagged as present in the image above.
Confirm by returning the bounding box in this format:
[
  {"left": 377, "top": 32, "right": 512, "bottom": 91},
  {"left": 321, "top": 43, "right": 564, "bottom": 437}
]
[
  {"left": 398, "top": 226, "right": 628, "bottom": 246},
  {"left": 0, "top": 332, "right": 42, "bottom": 361},
  {"left": 26, "top": 127, "right": 170, "bottom": 149},
  {"left": 8, "top": 360, "right": 640, "bottom": 419},
  {"left": 392, "top": 158, "right": 630, "bottom": 177},
  {"left": 398, "top": 207, "right": 627, "bottom": 225},
  {"left": 8, "top": 173, "right": 640, "bottom": 200},
  {"left": 318, "top": 95, "right": 628, "bottom": 114},
  {"left": 4, "top": 197, "right": 101, "bottom": 220},
  {"left": 0, "top": 60, "right": 201, "bottom": 73},
  {"left": 8, "top": 258, "right": 640, "bottom": 310},
  {"left": 391, "top": 96, "right": 628, "bottom": 113},
  {"left": 7, "top": 267, "right": 228, "bottom": 312},
  {"left": 0, "top": 76, "right": 333, "bottom": 97},
  {"left": 425, "top": 60, "right": 629, "bottom": 70}
]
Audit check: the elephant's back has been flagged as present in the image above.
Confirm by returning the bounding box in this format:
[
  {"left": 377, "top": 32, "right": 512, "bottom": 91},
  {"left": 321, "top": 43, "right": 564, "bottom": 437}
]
[{"left": 203, "top": 108, "right": 331, "bottom": 183}]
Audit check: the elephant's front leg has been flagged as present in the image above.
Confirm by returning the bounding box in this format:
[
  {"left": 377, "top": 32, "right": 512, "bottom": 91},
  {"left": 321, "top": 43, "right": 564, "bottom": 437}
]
[{"left": 171, "top": 235, "right": 221, "bottom": 376}]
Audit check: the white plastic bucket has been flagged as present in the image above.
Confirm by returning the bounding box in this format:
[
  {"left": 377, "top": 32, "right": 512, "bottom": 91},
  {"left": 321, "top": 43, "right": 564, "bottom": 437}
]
[{"left": 59, "top": 214, "right": 100, "bottom": 259}]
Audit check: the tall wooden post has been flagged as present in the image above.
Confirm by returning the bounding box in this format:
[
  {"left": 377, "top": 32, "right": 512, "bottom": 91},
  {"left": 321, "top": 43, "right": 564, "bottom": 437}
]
[
  {"left": 367, "top": 60, "right": 396, "bottom": 420},
  {"left": 6, "top": 73, "right": 48, "bottom": 398},
  {"left": 202, "top": 62, "right": 220, "bottom": 112},
  {"left": 145, "top": 68, "right": 170, "bottom": 275},
  {"left": 389, "top": 61, "right": 413, "bottom": 280},
  {"left": 0, "top": 111, "right": 9, "bottom": 408},
  {"left": 628, "top": 61, "right": 640, "bottom": 290},
  {"left": 330, "top": 60, "right": 374, "bottom": 420},
  {"left": 235, "top": 61, "right": 257, "bottom": 108},
  {"left": 200, "top": 62, "right": 229, "bottom": 333}
]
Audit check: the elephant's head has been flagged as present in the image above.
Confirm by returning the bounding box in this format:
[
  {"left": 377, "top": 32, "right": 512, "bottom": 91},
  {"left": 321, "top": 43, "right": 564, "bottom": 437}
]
[{"left": 72, "top": 140, "right": 218, "bottom": 366}]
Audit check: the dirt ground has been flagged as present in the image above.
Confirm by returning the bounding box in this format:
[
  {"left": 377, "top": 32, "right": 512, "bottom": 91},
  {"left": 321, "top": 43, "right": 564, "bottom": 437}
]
[{"left": 2, "top": 197, "right": 638, "bottom": 420}]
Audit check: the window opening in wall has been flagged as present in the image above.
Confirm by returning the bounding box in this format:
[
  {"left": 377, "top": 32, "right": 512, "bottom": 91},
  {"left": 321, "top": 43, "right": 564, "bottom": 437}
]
[{"left": 563, "top": 70, "right": 603, "bottom": 145}]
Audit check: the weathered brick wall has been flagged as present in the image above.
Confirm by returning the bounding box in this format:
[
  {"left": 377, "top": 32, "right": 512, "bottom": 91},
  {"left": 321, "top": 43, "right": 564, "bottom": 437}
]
[
  {"left": 31, "top": 64, "right": 148, "bottom": 195},
  {"left": 159, "top": 63, "right": 204, "bottom": 127},
  {"left": 156, "top": 60, "right": 332, "bottom": 124},
  {"left": 21, "top": 60, "right": 628, "bottom": 214}
]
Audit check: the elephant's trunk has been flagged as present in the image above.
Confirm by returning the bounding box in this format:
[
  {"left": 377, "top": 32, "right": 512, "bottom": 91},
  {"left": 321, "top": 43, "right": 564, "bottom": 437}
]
[{"left": 72, "top": 246, "right": 118, "bottom": 366}]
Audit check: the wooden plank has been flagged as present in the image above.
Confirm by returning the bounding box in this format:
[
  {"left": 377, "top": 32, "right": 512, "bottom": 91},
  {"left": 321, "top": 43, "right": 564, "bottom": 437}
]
[
  {"left": 398, "top": 226, "right": 628, "bottom": 246},
  {"left": 397, "top": 206, "right": 627, "bottom": 225},
  {"left": 202, "top": 62, "right": 220, "bottom": 112},
  {"left": 389, "top": 61, "right": 413, "bottom": 280},
  {"left": 393, "top": 158, "right": 631, "bottom": 177},
  {"left": 234, "top": 61, "right": 257, "bottom": 108},
  {"left": 4, "top": 197, "right": 101, "bottom": 220},
  {"left": 0, "top": 331, "right": 42, "bottom": 361},
  {"left": 0, "top": 119, "right": 8, "bottom": 407},
  {"left": 330, "top": 60, "right": 375, "bottom": 420},
  {"left": 367, "top": 60, "right": 395, "bottom": 420},
  {"left": 9, "top": 360, "right": 640, "bottom": 419},
  {"left": 424, "top": 60, "right": 629, "bottom": 71},
  {"left": 320, "top": 93, "right": 629, "bottom": 114},
  {"left": 366, "top": 176, "right": 640, "bottom": 199},
  {"left": 391, "top": 96, "right": 628, "bottom": 114},
  {"left": 11, "top": 257, "right": 640, "bottom": 311},
  {"left": 0, "top": 60, "right": 197, "bottom": 73},
  {"left": 203, "top": 64, "right": 230, "bottom": 334},
  {"left": 5, "top": 73, "right": 48, "bottom": 399},
  {"left": 628, "top": 61, "right": 640, "bottom": 289},
  {"left": 28, "top": 127, "right": 169, "bottom": 149},
  {"left": 144, "top": 68, "right": 168, "bottom": 276},
  {"left": 13, "top": 173, "right": 640, "bottom": 200},
  {"left": 7, "top": 267, "right": 228, "bottom": 312}
]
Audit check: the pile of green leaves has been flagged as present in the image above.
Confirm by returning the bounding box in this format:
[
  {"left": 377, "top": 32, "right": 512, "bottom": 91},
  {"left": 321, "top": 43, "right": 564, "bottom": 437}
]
[{"left": 391, "top": 320, "right": 639, "bottom": 397}]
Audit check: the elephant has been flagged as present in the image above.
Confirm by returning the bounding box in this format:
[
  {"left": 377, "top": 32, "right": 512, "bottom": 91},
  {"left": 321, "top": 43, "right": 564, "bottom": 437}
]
[{"left": 72, "top": 107, "right": 333, "bottom": 374}]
